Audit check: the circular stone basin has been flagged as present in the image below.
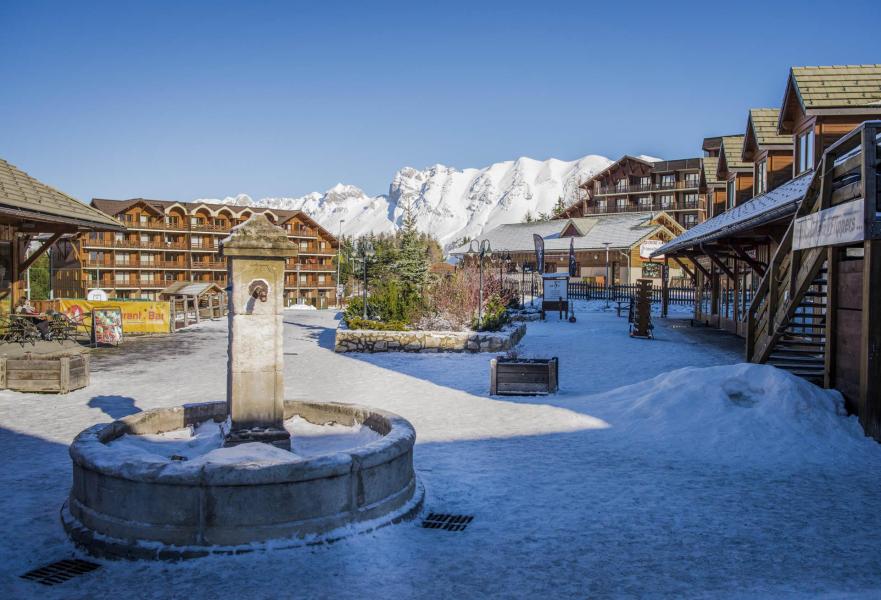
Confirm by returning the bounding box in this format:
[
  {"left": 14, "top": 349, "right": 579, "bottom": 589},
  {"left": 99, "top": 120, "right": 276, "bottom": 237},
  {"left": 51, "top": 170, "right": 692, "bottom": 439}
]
[{"left": 63, "top": 400, "right": 422, "bottom": 559}]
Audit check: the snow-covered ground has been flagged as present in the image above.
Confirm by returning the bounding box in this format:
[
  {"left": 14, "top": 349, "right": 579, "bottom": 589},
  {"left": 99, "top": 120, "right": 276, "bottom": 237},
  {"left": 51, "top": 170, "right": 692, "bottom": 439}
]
[{"left": 2, "top": 308, "right": 881, "bottom": 599}]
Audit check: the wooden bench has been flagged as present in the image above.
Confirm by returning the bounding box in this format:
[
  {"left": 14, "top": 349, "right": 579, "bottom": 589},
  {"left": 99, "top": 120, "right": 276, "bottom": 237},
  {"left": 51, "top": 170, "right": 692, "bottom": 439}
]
[{"left": 490, "top": 357, "right": 558, "bottom": 395}]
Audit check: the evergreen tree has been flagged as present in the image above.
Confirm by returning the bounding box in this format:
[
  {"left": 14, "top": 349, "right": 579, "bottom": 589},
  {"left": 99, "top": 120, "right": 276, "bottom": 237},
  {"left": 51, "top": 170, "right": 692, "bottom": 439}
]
[{"left": 394, "top": 200, "right": 428, "bottom": 292}]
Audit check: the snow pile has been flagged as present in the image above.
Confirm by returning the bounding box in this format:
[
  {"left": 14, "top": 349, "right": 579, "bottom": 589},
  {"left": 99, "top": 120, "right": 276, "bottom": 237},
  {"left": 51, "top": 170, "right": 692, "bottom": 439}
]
[
  {"left": 197, "top": 154, "right": 613, "bottom": 251},
  {"left": 591, "top": 363, "right": 868, "bottom": 465},
  {"left": 285, "top": 304, "right": 318, "bottom": 311},
  {"left": 106, "top": 414, "right": 382, "bottom": 472}
]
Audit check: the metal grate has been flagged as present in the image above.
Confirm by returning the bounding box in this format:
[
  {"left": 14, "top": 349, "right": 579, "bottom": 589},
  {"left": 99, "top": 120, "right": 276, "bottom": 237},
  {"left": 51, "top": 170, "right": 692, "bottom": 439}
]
[
  {"left": 20, "top": 559, "right": 101, "bottom": 586},
  {"left": 421, "top": 513, "right": 474, "bottom": 532}
]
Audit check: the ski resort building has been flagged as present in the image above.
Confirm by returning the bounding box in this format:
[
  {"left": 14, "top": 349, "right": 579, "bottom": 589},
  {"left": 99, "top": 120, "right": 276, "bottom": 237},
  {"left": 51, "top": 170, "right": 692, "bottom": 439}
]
[
  {"left": 655, "top": 64, "right": 881, "bottom": 440},
  {"left": 51, "top": 198, "right": 339, "bottom": 306},
  {"left": 559, "top": 156, "right": 706, "bottom": 230},
  {"left": 450, "top": 212, "right": 687, "bottom": 286}
]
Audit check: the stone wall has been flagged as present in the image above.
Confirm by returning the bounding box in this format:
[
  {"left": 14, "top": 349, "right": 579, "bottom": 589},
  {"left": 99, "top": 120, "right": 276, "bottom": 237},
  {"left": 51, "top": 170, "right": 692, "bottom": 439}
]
[{"left": 335, "top": 323, "right": 526, "bottom": 353}]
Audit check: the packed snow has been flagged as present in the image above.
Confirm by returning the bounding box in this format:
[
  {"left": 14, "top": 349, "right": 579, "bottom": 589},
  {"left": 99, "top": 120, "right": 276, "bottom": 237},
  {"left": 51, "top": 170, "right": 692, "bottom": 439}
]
[
  {"left": 197, "top": 154, "right": 613, "bottom": 250},
  {"left": 105, "top": 415, "right": 381, "bottom": 472},
  {"left": 2, "top": 306, "right": 881, "bottom": 598}
]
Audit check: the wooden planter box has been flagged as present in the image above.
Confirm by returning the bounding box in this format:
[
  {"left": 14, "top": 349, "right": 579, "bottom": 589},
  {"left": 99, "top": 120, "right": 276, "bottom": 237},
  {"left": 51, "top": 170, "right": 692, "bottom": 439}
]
[
  {"left": 0, "top": 354, "right": 90, "bottom": 393},
  {"left": 490, "top": 357, "right": 558, "bottom": 396}
]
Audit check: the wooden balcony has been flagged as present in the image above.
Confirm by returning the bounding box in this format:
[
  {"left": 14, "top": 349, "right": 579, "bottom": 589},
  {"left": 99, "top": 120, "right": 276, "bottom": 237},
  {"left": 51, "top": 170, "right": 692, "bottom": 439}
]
[
  {"left": 594, "top": 180, "right": 701, "bottom": 196},
  {"left": 585, "top": 200, "right": 703, "bottom": 215},
  {"left": 191, "top": 261, "right": 227, "bottom": 270},
  {"left": 83, "top": 239, "right": 190, "bottom": 251},
  {"left": 285, "top": 261, "right": 335, "bottom": 271}
]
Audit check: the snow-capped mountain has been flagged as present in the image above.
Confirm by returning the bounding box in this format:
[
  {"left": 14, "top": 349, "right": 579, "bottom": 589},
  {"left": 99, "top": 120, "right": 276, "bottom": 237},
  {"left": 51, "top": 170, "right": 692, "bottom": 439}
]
[{"left": 198, "top": 154, "right": 613, "bottom": 250}]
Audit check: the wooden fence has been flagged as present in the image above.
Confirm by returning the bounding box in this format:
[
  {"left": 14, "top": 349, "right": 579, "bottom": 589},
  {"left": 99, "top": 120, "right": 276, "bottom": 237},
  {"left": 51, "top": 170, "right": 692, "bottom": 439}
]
[{"left": 566, "top": 282, "right": 696, "bottom": 305}]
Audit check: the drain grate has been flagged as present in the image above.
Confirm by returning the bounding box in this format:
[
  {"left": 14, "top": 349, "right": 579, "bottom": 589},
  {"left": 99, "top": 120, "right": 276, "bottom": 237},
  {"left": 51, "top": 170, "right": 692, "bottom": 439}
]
[
  {"left": 20, "top": 559, "right": 101, "bottom": 586},
  {"left": 421, "top": 513, "right": 474, "bottom": 532}
]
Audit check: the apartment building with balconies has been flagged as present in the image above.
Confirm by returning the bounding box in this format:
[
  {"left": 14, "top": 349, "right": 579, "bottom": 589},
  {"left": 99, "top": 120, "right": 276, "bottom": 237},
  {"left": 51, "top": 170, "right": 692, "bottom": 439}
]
[
  {"left": 559, "top": 155, "right": 705, "bottom": 229},
  {"left": 51, "top": 198, "right": 339, "bottom": 306}
]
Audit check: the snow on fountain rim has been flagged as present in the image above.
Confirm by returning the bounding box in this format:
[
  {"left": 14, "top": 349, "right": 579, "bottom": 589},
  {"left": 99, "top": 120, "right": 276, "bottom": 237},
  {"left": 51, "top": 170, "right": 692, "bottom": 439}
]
[{"left": 69, "top": 400, "right": 416, "bottom": 485}]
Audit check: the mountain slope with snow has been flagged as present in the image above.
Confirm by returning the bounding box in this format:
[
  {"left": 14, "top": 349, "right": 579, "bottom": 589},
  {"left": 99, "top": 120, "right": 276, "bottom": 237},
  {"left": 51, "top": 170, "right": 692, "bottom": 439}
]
[{"left": 199, "top": 154, "right": 613, "bottom": 249}]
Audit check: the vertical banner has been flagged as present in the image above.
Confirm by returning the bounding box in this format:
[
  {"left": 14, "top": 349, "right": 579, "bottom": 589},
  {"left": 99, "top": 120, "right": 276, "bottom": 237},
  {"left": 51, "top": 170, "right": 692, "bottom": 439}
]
[
  {"left": 568, "top": 237, "right": 577, "bottom": 277},
  {"left": 533, "top": 234, "right": 545, "bottom": 274}
]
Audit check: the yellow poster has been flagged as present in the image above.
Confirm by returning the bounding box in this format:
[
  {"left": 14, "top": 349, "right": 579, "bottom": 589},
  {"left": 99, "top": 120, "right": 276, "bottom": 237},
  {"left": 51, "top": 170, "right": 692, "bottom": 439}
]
[{"left": 57, "top": 299, "right": 171, "bottom": 334}]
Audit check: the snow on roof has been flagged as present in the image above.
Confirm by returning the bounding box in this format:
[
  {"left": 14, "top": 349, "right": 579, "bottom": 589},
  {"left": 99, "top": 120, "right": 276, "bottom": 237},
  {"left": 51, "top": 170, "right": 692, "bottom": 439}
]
[
  {"left": 653, "top": 171, "right": 814, "bottom": 256},
  {"left": 449, "top": 212, "right": 665, "bottom": 255},
  {"left": 160, "top": 281, "right": 224, "bottom": 297}
]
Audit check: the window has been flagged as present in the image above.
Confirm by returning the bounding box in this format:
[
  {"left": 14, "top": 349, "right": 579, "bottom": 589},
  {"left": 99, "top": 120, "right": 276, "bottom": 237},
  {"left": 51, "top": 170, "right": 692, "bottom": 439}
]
[
  {"left": 659, "top": 194, "right": 673, "bottom": 209},
  {"left": 114, "top": 253, "right": 130, "bottom": 265},
  {"left": 660, "top": 174, "right": 675, "bottom": 187},
  {"left": 318, "top": 274, "right": 326, "bottom": 283},
  {"left": 192, "top": 235, "right": 203, "bottom": 248},
  {"left": 615, "top": 179, "right": 628, "bottom": 191},
  {"left": 114, "top": 232, "right": 124, "bottom": 243},
  {"left": 139, "top": 214, "right": 149, "bottom": 225},
  {"left": 756, "top": 160, "right": 767, "bottom": 194},
  {"left": 638, "top": 196, "right": 652, "bottom": 209},
  {"left": 685, "top": 173, "right": 700, "bottom": 187},
  {"left": 797, "top": 129, "right": 815, "bottom": 174},
  {"left": 299, "top": 241, "right": 309, "bottom": 250},
  {"left": 683, "top": 193, "right": 698, "bottom": 208},
  {"left": 684, "top": 214, "right": 698, "bottom": 228},
  {"left": 727, "top": 179, "right": 736, "bottom": 210},
  {"left": 114, "top": 272, "right": 131, "bottom": 283},
  {"left": 639, "top": 176, "right": 651, "bottom": 189},
  {"left": 596, "top": 200, "right": 607, "bottom": 212},
  {"left": 140, "top": 253, "right": 155, "bottom": 264},
  {"left": 616, "top": 197, "right": 629, "bottom": 210},
  {"left": 139, "top": 233, "right": 150, "bottom": 244},
  {"left": 300, "top": 275, "right": 308, "bottom": 284}
]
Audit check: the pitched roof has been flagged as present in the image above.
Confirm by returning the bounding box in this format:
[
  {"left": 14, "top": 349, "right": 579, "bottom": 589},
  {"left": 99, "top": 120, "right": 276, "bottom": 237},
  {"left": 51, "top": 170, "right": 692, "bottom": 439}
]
[
  {"left": 779, "top": 65, "right": 881, "bottom": 133},
  {"left": 0, "top": 159, "right": 123, "bottom": 230},
  {"left": 449, "top": 212, "right": 675, "bottom": 256},
  {"left": 717, "top": 136, "right": 750, "bottom": 178},
  {"left": 653, "top": 171, "right": 813, "bottom": 256},
  {"left": 702, "top": 156, "right": 721, "bottom": 186},
  {"left": 743, "top": 108, "right": 791, "bottom": 161},
  {"left": 159, "top": 281, "right": 225, "bottom": 297}
]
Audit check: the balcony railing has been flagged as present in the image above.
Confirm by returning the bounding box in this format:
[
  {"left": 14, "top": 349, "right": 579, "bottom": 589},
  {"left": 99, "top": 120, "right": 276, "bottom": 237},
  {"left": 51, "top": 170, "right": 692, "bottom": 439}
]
[
  {"left": 83, "top": 240, "right": 191, "bottom": 251},
  {"left": 595, "top": 180, "right": 701, "bottom": 196},
  {"left": 191, "top": 261, "right": 226, "bottom": 269},
  {"left": 586, "top": 200, "right": 703, "bottom": 215},
  {"left": 84, "top": 260, "right": 189, "bottom": 269},
  {"left": 285, "top": 262, "right": 335, "bottom": 271}
]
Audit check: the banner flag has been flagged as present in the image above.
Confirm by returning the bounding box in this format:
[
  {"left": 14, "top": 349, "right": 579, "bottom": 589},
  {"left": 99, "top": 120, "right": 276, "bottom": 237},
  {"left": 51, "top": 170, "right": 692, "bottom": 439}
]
[{"left": 533, "top": 234, "right": 545, "bottom": 274}]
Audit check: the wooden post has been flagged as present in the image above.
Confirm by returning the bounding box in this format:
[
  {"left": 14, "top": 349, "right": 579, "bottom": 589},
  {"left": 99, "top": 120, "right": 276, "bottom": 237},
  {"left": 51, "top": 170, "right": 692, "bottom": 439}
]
[
  {"left": 824, "top": 246, "right": 838, "bottom": 390},
  {"left": 194, "top": 295, "right": 201, "bottom": 323},
  {"left": 170, "top": 298, "right": 177, "bottom": 332},
  {"left": 661, "top": 258, "right": 669, "bottom": 318},
  {"left": 59, "top": 356, "right": 70, "bottom": 394},
  {"left": 860, "top": 239, "right": 881, "bottom": 439}
]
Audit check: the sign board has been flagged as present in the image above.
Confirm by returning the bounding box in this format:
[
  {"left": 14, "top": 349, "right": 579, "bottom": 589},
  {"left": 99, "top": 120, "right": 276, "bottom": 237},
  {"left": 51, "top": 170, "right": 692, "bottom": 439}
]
[
  {"left": 639, "top": 239, "right": 664, "bottom": 259},
  {"left": 87, "top": 288, "right": 109, "bottom": 301},
  {"left": 91, "top": 307, "right": 123, "bottom": 345},
  {"left": 336, "top": 284, "right": 345, "bottom": 297},
  {"left": 542, "top": 274, "right": 568, "bottom": 301},
  {"left": 59, "top": 299, "right": 171, "bottom": 334},
  {"left": 793, "top": 199, "right": 864, "bottom": 250}
]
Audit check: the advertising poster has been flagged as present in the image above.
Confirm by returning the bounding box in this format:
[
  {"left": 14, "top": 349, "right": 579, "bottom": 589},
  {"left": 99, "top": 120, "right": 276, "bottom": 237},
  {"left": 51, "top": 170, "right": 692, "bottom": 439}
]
[
  {"left": 58, "top": 299, "right": 171, "bottom": 334},
  {"left": 91, "top": 308, "right": 123, "bottom": 345}
]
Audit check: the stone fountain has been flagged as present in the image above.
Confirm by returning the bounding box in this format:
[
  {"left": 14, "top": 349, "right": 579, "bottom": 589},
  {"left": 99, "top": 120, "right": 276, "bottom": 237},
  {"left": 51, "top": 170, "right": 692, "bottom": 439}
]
[{"left": 62, "top": 214, "right": 422, "bottom": 559}]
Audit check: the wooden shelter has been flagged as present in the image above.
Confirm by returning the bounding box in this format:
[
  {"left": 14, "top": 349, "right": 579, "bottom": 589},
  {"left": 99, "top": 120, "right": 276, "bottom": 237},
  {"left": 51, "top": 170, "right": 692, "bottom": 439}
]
[
  {"left": 0, "top": 158, "right": 123, "bottom": 311},
  {"left": 159, "top": 281, "right": 227, "bottom": 329}
]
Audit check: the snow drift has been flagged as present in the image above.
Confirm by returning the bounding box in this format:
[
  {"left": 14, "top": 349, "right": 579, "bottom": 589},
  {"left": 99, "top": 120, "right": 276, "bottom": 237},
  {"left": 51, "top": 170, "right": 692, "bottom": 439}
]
[
  {"left": 587, "top": 363, "right": 870, "bottom": 466},
  {"left": 198, "top": 154, "right": 613, "bottom": 251}
]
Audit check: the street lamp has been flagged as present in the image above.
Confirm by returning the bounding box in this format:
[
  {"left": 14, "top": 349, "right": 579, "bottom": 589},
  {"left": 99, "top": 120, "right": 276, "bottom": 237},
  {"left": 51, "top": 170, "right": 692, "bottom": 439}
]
[
  {"left": 603, "top": 241, "right": 611, "bottom": 308},
  {"left": 336, "top": 219, "right": 345, "bottom": 306},
  {"left": 466, "top": 239, "right": 492, "bottom": 328},
  {"left": 359, "top": 241, "right": 375, "bottom": 320}
]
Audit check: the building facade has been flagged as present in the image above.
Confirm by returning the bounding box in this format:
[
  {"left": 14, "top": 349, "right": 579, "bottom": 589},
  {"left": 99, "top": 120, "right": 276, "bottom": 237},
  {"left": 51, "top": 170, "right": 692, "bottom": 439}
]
[
  {"left": 560, "top": 156, "right": 706, "bottom": 230},
  {"left": 51, "top": 199, "right": 339, "bottom": 306}
]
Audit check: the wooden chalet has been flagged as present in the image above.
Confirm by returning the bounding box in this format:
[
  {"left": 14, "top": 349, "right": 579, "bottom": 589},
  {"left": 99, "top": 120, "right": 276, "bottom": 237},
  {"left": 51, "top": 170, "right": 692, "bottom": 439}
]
[
  {"left": 742, "top": 108, "right": 794, "bottom": 196},
  {"left": 701, "top": 137, "right": 727, "bottom": 219},
  {"left": 451, "top": 212, "right": 686, "bottom": 285},
  {"left": 559, "top": 155, "right": 706, "bottom": 230},
  {"left": 0, "top": 158, "right": 123, "bottom": 312},
  {"left": 716, "top": 136, "right": 754, "bottom": 210}
]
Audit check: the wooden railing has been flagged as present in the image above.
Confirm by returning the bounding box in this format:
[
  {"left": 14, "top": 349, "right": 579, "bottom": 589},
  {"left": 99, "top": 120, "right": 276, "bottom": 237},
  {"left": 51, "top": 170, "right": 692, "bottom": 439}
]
[
  {"left": 746, "top": 123, "right": 877, "bottom": 364},
  {"left": 595, "top": 180, "right": 701, "bottom": 195},
  {"left": 567, "top": 282, "right": 696, "bottom": 305}
]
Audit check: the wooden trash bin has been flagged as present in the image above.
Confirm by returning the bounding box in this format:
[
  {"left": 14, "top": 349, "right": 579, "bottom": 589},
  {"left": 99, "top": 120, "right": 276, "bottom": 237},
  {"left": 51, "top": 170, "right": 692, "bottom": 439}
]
[{"left": 490, "top": 357, "right": 559, "bottom": 396}]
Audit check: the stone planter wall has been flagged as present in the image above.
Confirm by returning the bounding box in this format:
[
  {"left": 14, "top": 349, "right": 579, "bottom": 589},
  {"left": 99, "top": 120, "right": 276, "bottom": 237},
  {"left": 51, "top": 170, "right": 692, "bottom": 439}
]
[{"left": 335, "top": 323, "right": 526, "bottom": 353}]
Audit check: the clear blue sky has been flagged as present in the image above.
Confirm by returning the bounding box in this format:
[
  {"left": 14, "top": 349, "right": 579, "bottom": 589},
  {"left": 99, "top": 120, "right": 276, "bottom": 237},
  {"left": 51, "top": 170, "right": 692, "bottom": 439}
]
[{"left": 1, "top": 0, "right": 878, "bottom": 202}]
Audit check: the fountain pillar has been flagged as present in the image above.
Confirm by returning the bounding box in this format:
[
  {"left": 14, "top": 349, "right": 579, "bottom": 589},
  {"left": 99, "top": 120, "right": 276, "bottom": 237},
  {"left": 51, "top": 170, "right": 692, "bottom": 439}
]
[{"left": 220, "top": 213, "right": 298, "bottom": 450}]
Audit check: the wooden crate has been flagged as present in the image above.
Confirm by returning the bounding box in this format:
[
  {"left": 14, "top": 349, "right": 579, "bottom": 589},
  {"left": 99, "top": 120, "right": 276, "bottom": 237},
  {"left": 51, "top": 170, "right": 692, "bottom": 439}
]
[
  {"left": 0, "top": 354, "right": 90, "bottom": 394},
  {"left": 490, "top": 357, "right": 558, "bottom": 396}
]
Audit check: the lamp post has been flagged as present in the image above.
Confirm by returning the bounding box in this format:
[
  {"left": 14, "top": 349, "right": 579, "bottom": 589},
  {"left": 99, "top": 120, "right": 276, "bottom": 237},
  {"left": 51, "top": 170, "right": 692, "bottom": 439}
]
[
  {"left": 359, "top": 241, "right": 375, "bottom": 320},
  {"left": 466, "top": 239, "right": 492, "bottom": 328},
  {"left": 336, "top": 219, "right": 345, "bottom": 306},
  {"left": 603, "top": 241, "right": 611, "bottom": 308}
]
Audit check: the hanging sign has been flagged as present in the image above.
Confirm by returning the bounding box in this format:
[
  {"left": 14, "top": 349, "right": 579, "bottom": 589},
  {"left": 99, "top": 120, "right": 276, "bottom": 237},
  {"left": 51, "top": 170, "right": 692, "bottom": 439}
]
[
  {"left": 793, "top": 199, "right": 864, "bottom": 250},
  {"left": 639, "top": 239, "right": 664, "bottom": 259}
]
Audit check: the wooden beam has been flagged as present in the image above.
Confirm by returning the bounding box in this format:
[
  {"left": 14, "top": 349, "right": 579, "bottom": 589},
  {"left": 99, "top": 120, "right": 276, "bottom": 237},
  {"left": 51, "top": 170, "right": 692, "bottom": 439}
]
[
  {"left": 672, "top": 257, "right": 695, "bottom": 281},
  {"left": 727, "top": 242, "right": 766, "bottom": 277},
  {"left": 19, "top": 232, "right": 63, "bottom": 273},
  {"left": 701, "top": 244, "right": 736, "bottom": 279},
  {"left": 860, "top": 239, "right": 881, "bottom": 440},
  {"left": 680, "top": 252, "right": 712, "bottom": 279}
]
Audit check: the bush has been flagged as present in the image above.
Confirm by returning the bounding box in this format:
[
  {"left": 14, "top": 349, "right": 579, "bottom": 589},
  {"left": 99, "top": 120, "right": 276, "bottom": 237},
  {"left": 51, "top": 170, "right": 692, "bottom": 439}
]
[
  {"left": 473, "top": 294, "right": 509, "bottom": 332},
  {"left": 345, "top": 316, "right": 409, "bottom": 331},
  {"left": 343, "top": 279, "right": 424, "bottom": 328}
]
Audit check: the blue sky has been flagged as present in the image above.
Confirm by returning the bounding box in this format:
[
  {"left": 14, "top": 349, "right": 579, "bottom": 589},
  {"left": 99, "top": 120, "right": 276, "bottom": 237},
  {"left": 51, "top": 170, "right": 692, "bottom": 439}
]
[{"left": 1, "top": 0, "right": 878, "bottom": 202}]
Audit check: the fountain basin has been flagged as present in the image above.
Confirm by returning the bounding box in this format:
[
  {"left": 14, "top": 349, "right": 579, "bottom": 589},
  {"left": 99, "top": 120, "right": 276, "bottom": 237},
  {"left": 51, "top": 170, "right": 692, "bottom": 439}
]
[{"left": 63, "top": 400, "right": 422, "bottom": 559}]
